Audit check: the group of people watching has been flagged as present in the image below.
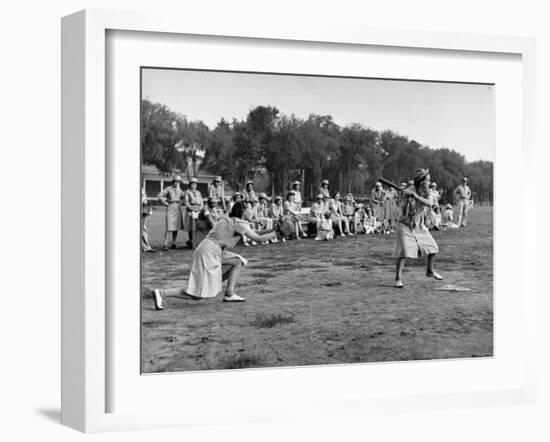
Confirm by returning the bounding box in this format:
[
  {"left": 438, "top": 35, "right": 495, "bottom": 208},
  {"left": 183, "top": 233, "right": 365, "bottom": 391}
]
[
  {"left": 149, "top": 170, "right": 474, "bottom": 305},
  {"left": 141, "top": 174, "right": 473, "bottom": 252}
]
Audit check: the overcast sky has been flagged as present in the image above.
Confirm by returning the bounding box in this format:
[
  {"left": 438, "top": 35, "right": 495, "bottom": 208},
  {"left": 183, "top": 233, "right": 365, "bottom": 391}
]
[{"left": 142, "top": 68, "right": 494, "bottom": 162}]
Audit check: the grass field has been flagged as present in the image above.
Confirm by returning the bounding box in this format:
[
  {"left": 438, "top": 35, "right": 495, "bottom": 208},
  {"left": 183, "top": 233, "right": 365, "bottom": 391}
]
[{"left": 141, "top": 206, "right": 493, "bottom": 373}]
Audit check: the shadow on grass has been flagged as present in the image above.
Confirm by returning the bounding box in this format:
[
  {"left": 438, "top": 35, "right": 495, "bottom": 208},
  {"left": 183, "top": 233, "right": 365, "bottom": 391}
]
[{"left": 251, "top": 312, "right": 296, "bottom": 328}]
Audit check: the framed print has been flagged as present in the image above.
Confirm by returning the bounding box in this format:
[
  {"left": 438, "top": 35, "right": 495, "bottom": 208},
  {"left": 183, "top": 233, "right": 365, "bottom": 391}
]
[{"left": 61, "top": 9, "right": 537, "bottom": 433}]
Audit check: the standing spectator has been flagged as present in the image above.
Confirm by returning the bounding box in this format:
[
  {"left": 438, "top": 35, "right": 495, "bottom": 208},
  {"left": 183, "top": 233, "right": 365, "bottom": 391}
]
[
  {"left": 430, "top": 182, "right": 441, "bottom": 206},
  {"left": 319, "top": 179, "right": 330, "bottom": 199},
  {"left": 244, "top": 181, "right": 257, "bottom": 202},
  {"left": 157, "top": 175, "right": 185, "bottom": 250},
  {"left": 183, "top": 177, "right": 204, "bottom": 249},
  {"left": 291, "top": 181, "right": 303, "bottom": 209},
  {"left": 343, "top": 195, "right": 357, "bottom": 234},
  {"left": 141, "top": 187, "right": 155, "bottom": 253},
  {"left": 370, "top": 182, "right": 386, "bottom": 223},
  {"left": 384, "top": 186, "right": 399, "bottom": 232},
  {"left": 454, "top": 177, "right": 472, "bottom": 227},
  {"left": 208, "top": 176, "right": 226, "bottom": 211}
]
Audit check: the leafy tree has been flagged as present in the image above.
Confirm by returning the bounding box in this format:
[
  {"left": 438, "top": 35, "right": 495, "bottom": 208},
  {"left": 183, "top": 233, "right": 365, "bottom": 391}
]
[{"left": 337, "top": 124, "right": 378, "bottom": 194}]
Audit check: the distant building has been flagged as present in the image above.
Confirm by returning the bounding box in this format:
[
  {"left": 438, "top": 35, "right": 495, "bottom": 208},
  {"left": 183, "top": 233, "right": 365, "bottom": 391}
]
[{"left": 141, "top": 164, "right": 233, "bottom": 202}]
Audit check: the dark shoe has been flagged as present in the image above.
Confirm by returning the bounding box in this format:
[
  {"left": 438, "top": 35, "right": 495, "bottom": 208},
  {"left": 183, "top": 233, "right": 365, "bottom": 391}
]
[
  {"left": 161, "top": 245, "right": 169, "bottom": 251},
  {"left": 170, "top": 244, "right": 177, "bottom": 250}
]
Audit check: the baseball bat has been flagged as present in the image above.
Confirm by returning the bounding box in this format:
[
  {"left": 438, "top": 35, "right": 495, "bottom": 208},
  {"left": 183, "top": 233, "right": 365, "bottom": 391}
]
[{"left": 379, "top": 177, "right": 405, "bottom": 192}]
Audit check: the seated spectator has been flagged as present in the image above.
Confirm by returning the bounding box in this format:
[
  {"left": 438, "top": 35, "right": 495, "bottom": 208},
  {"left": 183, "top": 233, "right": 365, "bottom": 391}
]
[
  {"left": 269, "top": 195, "right": 289, "bottom": 243},
  {"left": 315, "top": 212, "right": 334, "bottom": 241},
  {"left": 329, "top": 192, "right": 351, "bottom": 236},
  {"left": 354, "top": 203, "right": 368, "bottom": 234},
  {"left": 364, "top": 207, "right": 381, "bottom": 235},
  {"left": 308, "top": 194, "right": 326, "bottom": 233},
  {"left": 427, "top": 205, "right": 442, "bottom": 230},
  {"left": 284, "top": 191, "right": 308, "bottom": 239},
  {"left": 441, "top": 203, "right": 459, "bottom": 229},
  {"left": 255, "top": 193, "right": 276, "bottom": 243}
]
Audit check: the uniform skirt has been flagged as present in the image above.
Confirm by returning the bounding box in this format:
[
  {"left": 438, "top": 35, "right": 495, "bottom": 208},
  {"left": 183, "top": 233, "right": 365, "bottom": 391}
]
[
  {"left": 187, "top": 238, "right": 248, "bottom": 298},
  {"left": 373, "top": 203, "right": 384, "bottom": 221},
  {"left": 277, "top": 217, "right": 296, "bottom": 237},
  {"left": 165, "top": 203, "right": 183, "bottom": 232},
  {"left": 392, "top": 221, "right": 439, "bottom": 258},
  {"left": 384, "top": 200, "right": 399, "bottom": 220},
  {"left": 184, "top": 209, "right": 200, "bottom": 232}
]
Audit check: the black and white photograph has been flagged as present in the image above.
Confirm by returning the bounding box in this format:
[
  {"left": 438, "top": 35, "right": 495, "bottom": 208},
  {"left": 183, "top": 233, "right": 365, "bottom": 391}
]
[{"left": 140, "top": 68, "right": 494, "bottom": 373}]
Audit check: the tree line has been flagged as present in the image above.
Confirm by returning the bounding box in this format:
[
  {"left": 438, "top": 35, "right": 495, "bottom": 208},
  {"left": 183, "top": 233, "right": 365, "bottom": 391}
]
[{"left": 141, "top": 99, "right": 493, "bottom": 205}]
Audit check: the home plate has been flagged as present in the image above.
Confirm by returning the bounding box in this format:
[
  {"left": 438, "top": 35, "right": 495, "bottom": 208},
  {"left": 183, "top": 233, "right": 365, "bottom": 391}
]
[{"left": 436, "top": 284, "right": 472, "bottom": 292}]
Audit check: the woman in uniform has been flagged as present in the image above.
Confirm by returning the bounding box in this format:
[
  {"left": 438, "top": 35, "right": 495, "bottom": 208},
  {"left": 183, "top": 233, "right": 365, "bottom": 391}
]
[
  {"left": 152, "top": 201, "right": 278, "bottom": 307},
  {"left": 329, "top": 192, "right": 350, "bottom": 236},
  {"left": 384, "top": 186, "right": 399, "bottom": 233},
  {"left": 308, "top": 193, "right": 326, "bottom": 233},
  {"left": 270, "top": 195, "right": 290, "bottom": 243},
  {"left": 291, "top": 181, "right": 303, "bottom": 209},
  {"left": 284, "top": 191, "right": 307, "bottom": 239},
  {"left": 157, "top": 176, "right": 185, "bottom": 250},
  {"left": 371, "top": 182, "right": 386, "bottom": 225},
  {"left": 207, "top": 176, "right": 226, "bottom": 211},
  {"left": 343, "top": 195, "right": 357, "bottom": 234},
  {"left": 244, "top": 181, "right": 257, "bottom": 202},
  {"left": 183, "top": 177, "right": 204, "bottom": 249},
  {"left": 393, "top": 168, "right": 443, "bottom": 288},
  {"left": 256, "top": 192, "right": 274, "bottom": 232},
  {"left": 319, "top": 179, "right": 330, "bottom": 199}
]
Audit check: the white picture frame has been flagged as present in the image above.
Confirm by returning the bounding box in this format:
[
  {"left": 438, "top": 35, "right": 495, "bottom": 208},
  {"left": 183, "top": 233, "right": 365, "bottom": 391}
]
[{"left": 61, "top": 9, "right": 537, "bottom": 433}]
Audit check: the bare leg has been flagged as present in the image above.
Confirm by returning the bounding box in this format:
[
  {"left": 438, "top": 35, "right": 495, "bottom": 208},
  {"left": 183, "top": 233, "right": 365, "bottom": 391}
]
[
  {"left": 221, "top": 258, "right": 242, "bottom": 295},
  {"left": 294, "top": 222, "right": 301, "bottom": 240},
  {"left": 163, "top": 231, "right": 171, "bottom": 247},
  {"left": 395, "top": 257, "right": 405, "bottom": 282},
  {"left": 427, "top": 253, "right": 436, "bottom": 274},
  {"left": 162, "top": 287, "right": 202, "bottom": 300}
]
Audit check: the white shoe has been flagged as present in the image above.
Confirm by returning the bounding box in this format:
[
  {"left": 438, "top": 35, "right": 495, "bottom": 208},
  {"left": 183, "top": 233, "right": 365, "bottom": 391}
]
[
  {"left": 426, "top": 272, "right": 443, "bottom": 280},
  {"left": 281, "top": 238, "right": 286, "bottom": 243},
  {"left": 394, "top": 280, "right": 404, "bottom": 288},
  {"left": 223, "top": 293, "right": 246, "bottom": 302},
  {"left": 152, "top": 289, "right": 164, "bottom": 310}
]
